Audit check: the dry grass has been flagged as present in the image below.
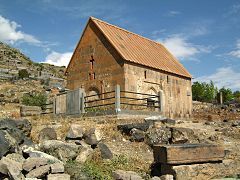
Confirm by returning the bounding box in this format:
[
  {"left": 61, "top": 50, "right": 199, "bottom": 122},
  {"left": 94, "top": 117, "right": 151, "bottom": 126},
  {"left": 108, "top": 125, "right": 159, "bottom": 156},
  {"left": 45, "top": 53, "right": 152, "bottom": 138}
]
[{"left": 0, "top": 103, "right": 20, "bottom": 119}]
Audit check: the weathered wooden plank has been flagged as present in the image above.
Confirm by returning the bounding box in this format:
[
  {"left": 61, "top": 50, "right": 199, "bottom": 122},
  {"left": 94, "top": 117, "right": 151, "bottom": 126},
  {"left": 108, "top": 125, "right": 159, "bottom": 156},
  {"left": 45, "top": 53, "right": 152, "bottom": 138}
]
[{"left": 153, "top": 144, "right": 225, "bottom": 165}]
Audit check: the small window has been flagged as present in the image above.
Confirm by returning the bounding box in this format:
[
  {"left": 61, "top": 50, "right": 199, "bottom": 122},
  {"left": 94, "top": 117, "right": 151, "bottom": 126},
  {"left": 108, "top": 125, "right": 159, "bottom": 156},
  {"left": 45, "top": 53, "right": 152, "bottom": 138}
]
[
  {"left": 89, "top": 72, "right": 95, "bottom": 80},
  {"left": 89, "top": 73, "right": 92, "bottom": 80},
  {"left": 90, "top": 56, "right": 95, "bottom": 70},
  {"left": 90, "top": 59, "right": 94, "bottom": 70},
  {"left": 167, "top": 76, "right": 169, "bottom": 83},
  {"left": 144, "top": 70, "right": 147, "bottom": 79}
]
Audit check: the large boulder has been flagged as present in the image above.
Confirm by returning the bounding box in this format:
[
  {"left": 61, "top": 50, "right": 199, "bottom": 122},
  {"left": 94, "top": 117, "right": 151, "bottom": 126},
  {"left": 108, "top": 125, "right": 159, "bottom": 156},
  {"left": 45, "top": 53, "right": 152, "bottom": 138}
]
[
  {"left": 66, "top": 124, "right": 85, "bottom": 140},
  {"left": 98, "top": 142, "right": 113, "bottom": 159},
  {"left": 146, "top": 127, "right": 171, "bottom": 146},
  {"left": 84, "top": 128, "right": 102, "bottom": 146},
  {"left": 0, "top": 130, "right": 11, "bottom": 158},
  {"left": 15, "top": 119, "right": 32, "bottom": 137},
  {"left": 117, "top": 123, "right": 149, "bottom": 135},
  {"left": 130, "top": 128, "right": 145, "bottom": 142},
  {"left": 170, "top": 127, "right": 198, "bottom": 144},
  {"left": 0, "top": 119, "right": 32, "bottom": 157},
  {"left": 0, "top": 157, "right": 24, "bottom": 180},
  {"left": 0, "top": 119, "right": 27, "bottom": 141},
  {"left": 38, "top": 127, "right": 57, "bottom": 142},
  {"left": 40, "top": 140, "right": 82, "bottom": 162}
]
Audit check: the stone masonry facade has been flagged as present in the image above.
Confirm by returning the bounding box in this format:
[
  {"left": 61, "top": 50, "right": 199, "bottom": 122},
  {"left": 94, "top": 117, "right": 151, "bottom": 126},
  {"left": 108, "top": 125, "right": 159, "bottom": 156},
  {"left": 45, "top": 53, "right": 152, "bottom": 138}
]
[{"left": 66, "top": 19, "right": 192, "bottom": 118}]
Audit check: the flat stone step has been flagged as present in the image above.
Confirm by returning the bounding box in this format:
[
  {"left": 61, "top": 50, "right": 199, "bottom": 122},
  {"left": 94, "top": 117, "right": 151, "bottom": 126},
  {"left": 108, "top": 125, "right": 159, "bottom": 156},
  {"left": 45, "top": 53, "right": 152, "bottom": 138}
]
[{"left": 153, "top": 144, "right": 225, "bottom": 165}]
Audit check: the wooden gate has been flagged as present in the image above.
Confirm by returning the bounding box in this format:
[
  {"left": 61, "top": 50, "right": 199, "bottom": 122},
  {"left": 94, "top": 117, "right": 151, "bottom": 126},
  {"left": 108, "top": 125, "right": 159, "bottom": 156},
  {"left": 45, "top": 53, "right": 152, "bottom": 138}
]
[{"left": 54, "top": 88, "right": 85, "bottom": 115}]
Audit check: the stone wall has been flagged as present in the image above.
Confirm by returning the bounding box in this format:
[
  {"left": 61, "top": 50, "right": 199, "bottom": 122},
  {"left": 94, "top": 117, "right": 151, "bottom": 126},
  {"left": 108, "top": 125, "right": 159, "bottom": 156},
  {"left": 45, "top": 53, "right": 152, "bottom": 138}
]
[
  {"left": 20, "top": 106, "right": 42, "bottom": 116},
  {"left": 124, "top": 63, "right": 192, "bottom": 118},
  {"left": 66, "top": 20, "right": 125, "bottom": 96}
]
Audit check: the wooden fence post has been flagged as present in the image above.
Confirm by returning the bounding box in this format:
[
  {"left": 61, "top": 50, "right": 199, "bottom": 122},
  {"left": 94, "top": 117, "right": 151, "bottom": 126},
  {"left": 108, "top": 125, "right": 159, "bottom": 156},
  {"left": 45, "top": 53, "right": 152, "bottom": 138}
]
[{"left": 115, "top": 84, "right": 121, "bottom": 113}]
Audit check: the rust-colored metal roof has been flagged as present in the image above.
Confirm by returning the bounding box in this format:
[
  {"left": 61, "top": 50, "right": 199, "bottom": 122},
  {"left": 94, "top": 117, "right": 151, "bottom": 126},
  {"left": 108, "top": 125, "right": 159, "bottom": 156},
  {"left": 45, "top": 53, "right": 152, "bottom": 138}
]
[{"left": 90, "top": 17, "right": 192, "bottom": 78}]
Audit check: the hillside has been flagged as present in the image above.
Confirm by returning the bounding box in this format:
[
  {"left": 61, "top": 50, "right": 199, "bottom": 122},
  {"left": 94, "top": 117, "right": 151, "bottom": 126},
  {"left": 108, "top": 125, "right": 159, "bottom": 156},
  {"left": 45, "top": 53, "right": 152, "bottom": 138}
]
[{"left": 0, "top": 41, "right": 66, "bottom": 79}]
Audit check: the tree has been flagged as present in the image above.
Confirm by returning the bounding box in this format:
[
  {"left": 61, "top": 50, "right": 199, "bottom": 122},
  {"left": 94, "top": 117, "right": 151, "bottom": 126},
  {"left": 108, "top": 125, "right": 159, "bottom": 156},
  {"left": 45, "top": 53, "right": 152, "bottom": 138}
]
[
  {"left": 233, "top": 91, "right": 240, "bottom": 103},
  {"left": 192, "top": 82, "right": 205, "bottom": 101},
  {"left": 18, "top": 69, "right": 29, "bottom": 79},
  {"left": 192, "top": 81, "right": 217, "bottom": 102},
  {"left": 219, "top": 87, "right": 234, "bottom": 103}
]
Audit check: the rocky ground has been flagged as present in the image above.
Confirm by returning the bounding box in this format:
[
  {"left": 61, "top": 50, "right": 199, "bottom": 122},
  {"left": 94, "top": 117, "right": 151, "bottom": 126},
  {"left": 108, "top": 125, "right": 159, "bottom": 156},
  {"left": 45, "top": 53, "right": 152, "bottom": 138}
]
[{"left": 0, "top": 104, "right": 240, "bottom": 180}]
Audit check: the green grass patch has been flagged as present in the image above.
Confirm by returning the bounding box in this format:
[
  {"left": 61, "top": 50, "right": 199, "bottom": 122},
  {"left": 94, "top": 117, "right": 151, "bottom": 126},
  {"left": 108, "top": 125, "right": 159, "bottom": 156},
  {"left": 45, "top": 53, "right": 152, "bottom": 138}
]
[{"left": 81, "top": 153, "right": 150, "bottom": 180}]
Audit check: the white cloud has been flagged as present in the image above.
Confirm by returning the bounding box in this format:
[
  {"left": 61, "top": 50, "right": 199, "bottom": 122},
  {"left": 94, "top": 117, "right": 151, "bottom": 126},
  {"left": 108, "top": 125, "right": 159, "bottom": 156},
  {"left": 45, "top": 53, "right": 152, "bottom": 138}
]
[
  {"left": 157, "top": 34, "right": 213, "bottom": 60},
  {"left": 157, "top": 35, "right": 199, "bottom": 59},
  {"left": 0, "top": 15, "right": 40, "bottom": 44},
  {"left": 195, "top": 67, "right": 240, "bottom": 90},
  {"left": 165, "top": 11, "right": 181, "bottom": 17},
  {"left": 224, "top": 4, "right": 240, "bottom": 17},
  {"left": 229, "top": 39, "right": 240, "bottom": 58},
  {"left": 42, "top": 51, "right": 72, "bottom": 67}
]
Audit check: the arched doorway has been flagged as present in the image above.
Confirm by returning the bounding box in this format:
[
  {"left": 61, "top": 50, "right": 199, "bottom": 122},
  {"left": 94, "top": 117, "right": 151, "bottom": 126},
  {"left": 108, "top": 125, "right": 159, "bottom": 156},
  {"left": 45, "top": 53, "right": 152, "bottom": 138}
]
[
  {"left": 147, "top": 87, "right": 158, "bottom": 110},
  {"left": 87, "top": 86, "right": 100, "bottom": 101}
]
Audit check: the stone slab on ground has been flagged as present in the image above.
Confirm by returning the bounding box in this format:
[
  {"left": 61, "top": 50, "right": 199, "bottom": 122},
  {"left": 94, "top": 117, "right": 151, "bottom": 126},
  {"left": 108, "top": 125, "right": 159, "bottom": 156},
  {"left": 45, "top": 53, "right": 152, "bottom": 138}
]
[
  {"left": 50, "top": 162, "right": 64, "bottom": 173},
  {"left": 23, "top": 157, "right": 48, "bottom": 172},
  {"left": 26, "top": 164, "right": 50, "bottom": 178},
  {"left": 26, "top": 150, "right": 62, "bottom": 164},
  {"left": 160, "top": 174, "right": 173, "bottom": 180},
  {"left": 112, "top": 170, "right": 143, "bottom": 180},
  {"left": 160, "top": 159, "right": 240, "bottom": 180},
  {"left": 0, "top": 157, "right": 24, "bottom": 179},
  {"left": 153, "top": 144, "right": 225, "bottom": 165},
  {"left": 47, "top": 174, "right": 70, "bottom": 180}
]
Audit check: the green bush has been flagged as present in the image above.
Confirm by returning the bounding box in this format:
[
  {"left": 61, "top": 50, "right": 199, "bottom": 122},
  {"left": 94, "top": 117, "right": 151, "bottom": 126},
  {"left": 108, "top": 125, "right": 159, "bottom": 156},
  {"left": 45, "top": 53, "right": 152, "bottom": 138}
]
[
  {"left": 21, "top": 93, "right": 47, "bottom": 109},
  {"left": 18, "top": 69, "right": 29, "bottom": 79}
]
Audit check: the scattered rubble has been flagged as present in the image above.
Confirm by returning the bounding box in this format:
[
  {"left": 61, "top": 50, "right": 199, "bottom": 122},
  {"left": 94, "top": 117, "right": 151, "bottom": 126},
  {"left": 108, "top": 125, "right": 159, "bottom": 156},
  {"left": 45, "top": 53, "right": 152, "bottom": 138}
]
[{"left": 0, "top": 104, "right": 239, "bottom": 180}]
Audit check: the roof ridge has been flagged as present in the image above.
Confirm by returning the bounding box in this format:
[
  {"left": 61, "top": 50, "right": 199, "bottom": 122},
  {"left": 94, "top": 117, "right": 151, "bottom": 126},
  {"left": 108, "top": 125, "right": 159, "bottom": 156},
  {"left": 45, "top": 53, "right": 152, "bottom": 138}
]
[{"left": 90, "top": 16, "right": 165, "bottom": 47}]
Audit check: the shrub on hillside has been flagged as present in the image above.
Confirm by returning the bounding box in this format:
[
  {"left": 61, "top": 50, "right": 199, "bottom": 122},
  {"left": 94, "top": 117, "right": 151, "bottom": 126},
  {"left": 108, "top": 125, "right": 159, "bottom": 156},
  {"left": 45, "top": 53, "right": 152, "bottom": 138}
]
[
  {"left": 18, "top": 69, "right": 29, "bottom": 79},
  {"left": 21, "top": 92, "right": 47, "bottom": 109}
]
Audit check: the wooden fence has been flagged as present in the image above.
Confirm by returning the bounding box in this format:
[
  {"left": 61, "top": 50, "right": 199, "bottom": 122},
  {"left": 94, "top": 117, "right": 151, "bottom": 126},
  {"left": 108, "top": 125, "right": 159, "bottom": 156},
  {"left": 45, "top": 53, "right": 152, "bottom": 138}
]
[{"left": 53, "top": 85, "right": 162, "bottom": 116}]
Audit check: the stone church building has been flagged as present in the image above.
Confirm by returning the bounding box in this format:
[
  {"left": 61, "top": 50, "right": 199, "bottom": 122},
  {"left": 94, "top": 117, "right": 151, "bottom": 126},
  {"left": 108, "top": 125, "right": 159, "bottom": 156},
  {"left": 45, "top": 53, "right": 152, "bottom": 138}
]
[{"left": 65, "top": 17, "right": 192, "bottom": 117}]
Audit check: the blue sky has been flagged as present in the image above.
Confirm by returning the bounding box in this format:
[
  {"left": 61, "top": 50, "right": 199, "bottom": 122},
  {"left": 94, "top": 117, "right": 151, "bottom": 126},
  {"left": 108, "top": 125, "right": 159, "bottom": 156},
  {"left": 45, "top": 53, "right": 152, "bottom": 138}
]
[{"left": 0, "top": 0, "right": 240, "bottom": 90}]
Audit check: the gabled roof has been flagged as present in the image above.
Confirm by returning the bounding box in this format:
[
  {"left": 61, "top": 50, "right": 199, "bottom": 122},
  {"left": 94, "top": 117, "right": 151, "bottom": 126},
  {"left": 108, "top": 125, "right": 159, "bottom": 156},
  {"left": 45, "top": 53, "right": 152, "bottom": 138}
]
[{"left": 66, "top": 17, "right": 192, "bottom": 78}]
